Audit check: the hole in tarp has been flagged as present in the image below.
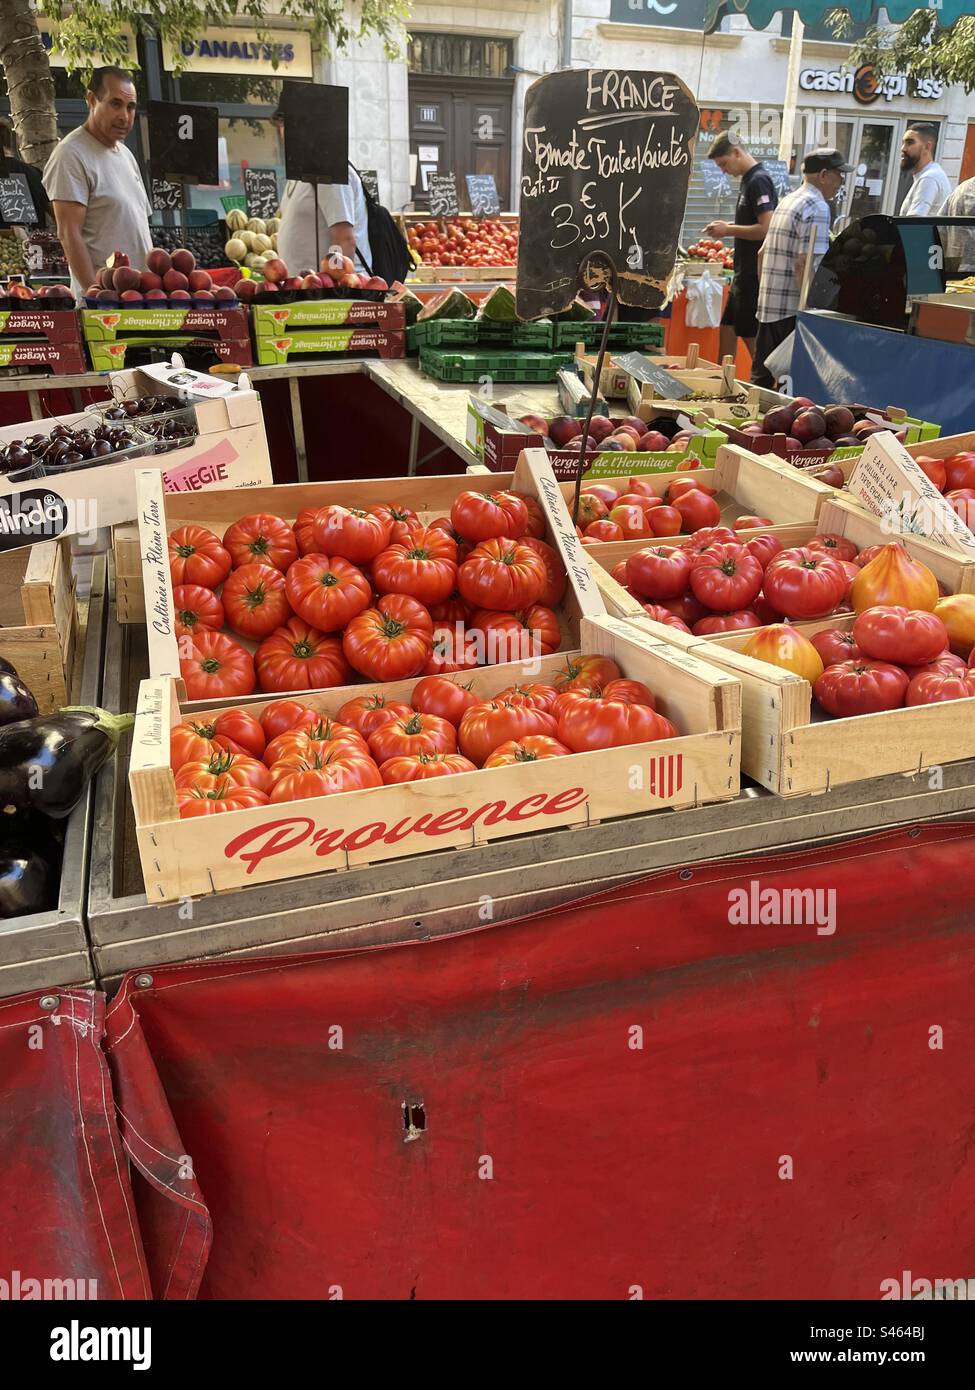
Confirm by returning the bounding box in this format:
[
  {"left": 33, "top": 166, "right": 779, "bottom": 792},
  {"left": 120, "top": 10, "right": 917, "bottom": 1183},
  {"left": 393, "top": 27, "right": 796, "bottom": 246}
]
[{"left": 402, "top": 1102, "right": 426, "bottom": 1139}]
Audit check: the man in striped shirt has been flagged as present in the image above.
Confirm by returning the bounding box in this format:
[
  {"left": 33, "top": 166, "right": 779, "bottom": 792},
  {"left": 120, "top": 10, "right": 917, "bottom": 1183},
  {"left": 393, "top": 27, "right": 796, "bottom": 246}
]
[{"left": 751, "top": 148, "right": 848, "bottom": 387}]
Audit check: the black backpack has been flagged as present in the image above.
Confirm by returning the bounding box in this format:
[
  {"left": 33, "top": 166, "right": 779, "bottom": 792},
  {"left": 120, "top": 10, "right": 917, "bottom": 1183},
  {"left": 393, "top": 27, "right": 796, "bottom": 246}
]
[{"left": 349, "top": 162, "right": 412, "bottom": 285}]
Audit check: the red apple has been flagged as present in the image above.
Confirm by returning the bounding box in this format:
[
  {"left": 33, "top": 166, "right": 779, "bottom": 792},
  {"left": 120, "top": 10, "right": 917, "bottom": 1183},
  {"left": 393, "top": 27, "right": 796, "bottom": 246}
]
[
  {"left": 366, "top": 276, "right": 388, "bottom": 291},
  {"left": 192, "top": 290, "right": 214, "bottom": 302},
  {"left": 283, "top": 277, "right": 304, "bottom": 293},
  {"left": 213, "top": 285, "right": 238, "bottom": 303},
  {"left": 302, "top": 273, "right": 324, "bottom": 291},
  {"left": 586, "top": 416, "right": 616, "bottom": 444},
  {"left": 548, "top": 415, "right": 583, "bottom": 447},
  {"left": 637, "top": 430, "right": 670, "bottom": 452},
  {"left": 171, "top": 248, "right": 195, "bottom": 275},
  {"left": 235, "top": 279, "right": 259, "bottom": 300},
  {"left": 263, "top": 258, "right": 289, "bottom": 284}
]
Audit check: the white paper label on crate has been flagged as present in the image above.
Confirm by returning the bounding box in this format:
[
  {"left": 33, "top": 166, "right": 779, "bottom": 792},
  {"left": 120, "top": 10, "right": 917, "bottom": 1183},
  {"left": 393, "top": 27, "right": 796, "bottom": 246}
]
[{"left": 848, "top": 432, "right": 975, "bottom": 557}]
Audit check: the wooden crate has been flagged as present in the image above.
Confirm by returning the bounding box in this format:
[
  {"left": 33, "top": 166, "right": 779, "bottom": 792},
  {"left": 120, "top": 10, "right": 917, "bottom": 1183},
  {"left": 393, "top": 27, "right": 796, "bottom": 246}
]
[
  {"left": 806, "top": 430, "right": 975, "bottom": 489},
  {"left": 597, "top": 500, "right": 975, "bottom": 796},
  {"left": 128, "top": 614, "right": 741, "bottom": 903},
  {"left": 138, "top": 447, "right": 606, "bottom": 704},
  {"left": 112, "top": 523, "right": 143, "bottom": 623},
  {"left": 0, "top": 540, "right": 77, "bottom": 713}
]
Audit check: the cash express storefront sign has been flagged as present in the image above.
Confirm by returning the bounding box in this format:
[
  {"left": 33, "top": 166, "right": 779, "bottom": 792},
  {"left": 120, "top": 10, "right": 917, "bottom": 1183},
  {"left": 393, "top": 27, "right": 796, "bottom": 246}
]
[{"left": 800, "top": 65, "right": 944, "bottom": 105}]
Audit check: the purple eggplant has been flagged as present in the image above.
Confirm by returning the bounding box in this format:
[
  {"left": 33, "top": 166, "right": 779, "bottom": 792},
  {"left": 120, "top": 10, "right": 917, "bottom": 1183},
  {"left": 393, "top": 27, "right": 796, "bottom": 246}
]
[{"left": 0, "top": 705, "right": 133, "bottom": 819}]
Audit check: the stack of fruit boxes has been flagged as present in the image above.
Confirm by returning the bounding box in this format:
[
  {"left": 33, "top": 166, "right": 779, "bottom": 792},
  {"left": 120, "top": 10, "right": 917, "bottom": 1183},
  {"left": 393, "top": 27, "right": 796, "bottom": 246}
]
[
  {"left": 0, "top": 303, "right": 85, "bottom": 374},
  {"left": 250, "top": 299, "right": 406, "bottom": 364}
]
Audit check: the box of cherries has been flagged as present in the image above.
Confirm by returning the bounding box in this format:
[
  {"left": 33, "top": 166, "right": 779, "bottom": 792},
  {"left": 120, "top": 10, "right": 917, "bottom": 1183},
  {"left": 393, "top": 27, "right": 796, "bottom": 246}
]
[{"left": 0, "top": 419, "right": 149, "bottom": 484}]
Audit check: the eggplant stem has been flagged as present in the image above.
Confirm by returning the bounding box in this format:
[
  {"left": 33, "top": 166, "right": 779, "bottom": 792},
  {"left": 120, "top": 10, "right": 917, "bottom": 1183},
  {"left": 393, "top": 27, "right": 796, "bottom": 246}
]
[{"left": 60, "top": 705, "right": 136, "bottom": 744}]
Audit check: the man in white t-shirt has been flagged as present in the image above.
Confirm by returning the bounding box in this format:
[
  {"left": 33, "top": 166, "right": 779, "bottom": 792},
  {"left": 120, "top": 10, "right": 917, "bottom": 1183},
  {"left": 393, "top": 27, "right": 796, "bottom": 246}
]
[
  {"left": 42, "top": 66, "right": 152, "bottom": 298},
  {"left": 899, "top": 124, "right": 952, "bottom": 217},
  {"left": 277, "top": 164, "right": 373, "bottom": 278}
]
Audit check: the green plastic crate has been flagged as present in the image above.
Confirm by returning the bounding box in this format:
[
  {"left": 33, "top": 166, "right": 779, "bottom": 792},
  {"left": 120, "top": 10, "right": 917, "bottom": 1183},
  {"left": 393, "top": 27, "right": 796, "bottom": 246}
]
[
  {"left": 551, "top": 320, "right": 665, "bottom": 350},
  {"left": 408, "top": 318, "right": 553, "bottom": 352},
  {"left": 419, "top": 346, "right": 573, "bottom": 383}
]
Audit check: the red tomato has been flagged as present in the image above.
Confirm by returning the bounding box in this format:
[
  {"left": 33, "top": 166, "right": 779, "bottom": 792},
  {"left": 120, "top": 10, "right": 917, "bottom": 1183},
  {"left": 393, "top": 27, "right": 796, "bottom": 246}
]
[
  {"left": 615, "top": 493, "right": 663, "bottom": 512},
  {"left": 744, "top": 534, "right": 783, "bottom": 569},
  {"left": 576, "top": 494, "right": 609, "bottom": 528},
  {"left": 626, "top": 546, "right": 692, "bottom": 600},
  {"left": 421, "top": 626, "right": 480, "bottom": 674},
  {"left": 514, "top": 492, "right": 547, "bottom": 538},
  {"left": 763, "top": 548, "right": 848, "bottom": 619},
  {"left": 854, "top": 545, "right": 884, "bottom": 568},
  {"left": 429, "top": 589, "right": 471, "bottom": 625},
  {"left": 656, "top": 593, "right": 708, "bottom": 627},
  {"left": 221, "top": 562, "right": 290, "bottom": 640},
  {"left": 380, "top": 753, "right": 478, "bottom": 783},
  {"left": 312, "top": 506, "right": 391, "bottom": 563},
  {"left": 168, "top": 525, "right": 231, "bottom": 588},
  {"left": 806, "top": 533, "right": 859, "bottom": 564},
  {"left": 177, "top": 781, "right": 269, "bottom": 818},
  {"left": 258, "top": 699, "right": 316, "bottom": 743},
  {"left": 556, "top": 697, "right": 676, "bottom": 752},
  {"left": 553, "top": 680, "right": 655, "bottom": 721},
  {"left": 944, "top": 452, "right": 975, "bottom": 492},
  {"left": 625, "top": 477, "right": 664, "bottom": 499},
  {"left": 945, "top": 489, "right": 975, "bottom": 527},
  {"left": 553, "top": 655, "right": 621, "bottom": 692},
  {"left": 584, "top": 520, "right": 625, "bottom": 543},
  {"left": 607, "top": 503, "right": 653, "bottom": 540},
  {"left": 906, "top": 668, "right": 975, "bottom": 705},
  {"left": 372, "top": 526, "right": 458, "bottom": 605},
  {"left": 457, "top": 538, "right": 546, "bottom": 612},
  {"left": 679, "top": 526, "right": 738, "bottom": 556},
  {"left": 368, "top": 711, "right": 457, "bottom": 764},
  {"left": 179, "top": 629, "right": 255, "bottom": 700},
  {"left": 411, "top": 675, "right": 479, "bottom": 725},
  {"left": 293, "top": 507, "right": 323, "bottom": 556},
  {"left": 222, "top": 513, "right": 298, "bottom": 572},
  {"left": 285, "top": 554, "right": 372, "bottom": 632},
  {"left": 268, "top": 748, "right": 383, "bottom": 802},
  {"left": 814, "top": 660, "right": 909, "bottom": 717},
  {"left": 342, "top": 594, "right": 434, "bottom": 681},
  {"left": 692, "top": 610, "right": 762, "bottom": 635},
  {"left": 175, "top": 751, "right": 271, "bottom": 795},
  {"left": 837, "top": 559, "right": 860, "bottom": 595},
  {"left": 450, "top": 490, "right": 527, "bottom": 542},
  {"left": 733, "top": 515, "right": 774, "bottom": 530},
  {"left": 689, "top": 543, "right": 764, "bottom": 611},
  {"left": 369, "top": 503, "right": 420, "bottom": 538},
  {"left": 170, "top": 723, "right": 216, "bottom": 772},
  {"left": 483, "top": 736, "right": 571, "bottom": 766},
  {"left": 811, "top": 628, "right": 863, "bottom": 668},
  {"left": 913, "top": 456, "right": 947, "bottom": 492},
  {"left": 904, "top": 652, "right": 967, "bottom": 681},
  {"left": 852, "top": 605, "right": 948, "bottom": 666},
  {"left": 255, "top": 618, "right": 352, "bottom": 692},
  {"left": 493, "top": 682, "right": 559, "bottom": 713},
  {"left": 183, "top": 709, "right": 266, "bottom": 760},
  {"left": 673, "top": 489, "right": 722, "bottom": 533},
  {"left": 264, "top": 719, "right": 369, "bottom": 766},
  {"left": 648, "top": 506, "right": 682, "bottom": 537},
  {"left": 172, "top": 584, "right": 224, "bottom": 641},
  {"left": 667, "top": 478, "right": 717, "bottom": 502},
  {"left": 517, "top": 536, "right": 567, "bottom": 609},
  {"left": 458, "top": 700, "right": 559, "bottom": 766},
  {"left": 641, "top": 604, "right": 692, "bottom": 633},
  {"left": 337, "top": 694, "right": 413, "bottom": 738},
  {"left": 470, "top": 605, "right": 561, "bottom": 662},
  {"left": 581, "top": 483, "right": 619, "bottom": 507}
]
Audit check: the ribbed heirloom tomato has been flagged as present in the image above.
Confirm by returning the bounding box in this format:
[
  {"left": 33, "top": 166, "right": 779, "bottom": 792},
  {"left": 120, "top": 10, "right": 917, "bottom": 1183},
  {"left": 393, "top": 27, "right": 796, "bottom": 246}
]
[
  {"left": 380, "top": 753, "right": 478, "bottom": 783},
  {"left": 410, "top": 675, "right": 479, "bottom": 725},
  {"left": 285, "top": 554, "right": 372, "bottom": 632},
  {"left": 852, "top": 606, "right": 948, "bottom": 666},
  {"left": 259, "top": 698, "right": 318, "bottom": 742},
  {"left": 494, "top": 682, "right": 559, "bottom": 712},
  {"left": 222, "top": 563, "right": 290, "bottom": 640},
  {"left": 172, "top": 585, "right": 224, "bottom": 641},
  {"left": 170, "top": 723, "right": 216, "bottom": 772},
  {"left": 168, "top": 525, "right": 231, "bottom": 588},
  {"left": 372, "top": 526, "right": 458, "bottom": 605},
  {"left": 343, "top": 594, "right": 434, "bottom": 681},
  {"left": 458, "top": 700, "right": 559, "bottom": 766},
  {"left": 458, "top": 539, "right": 546, "bottom": 612},
  {"left": 176, "top": 780, "right": 269, "bottom": 818},
  {"left": 690, "top": 544, "right": 763, "bottom": 611},
  {"left": 175, "top": 751, "right": 271, "bottom": 795},
  {"left": 806, "top": 533, "right": 859, "bottom": 564},
  {"left": 814, "top": 660, "right": 909, "bottom": 717},
  {"left": 268, "top": 748, "right": 382, "bottom": 802},
  {"left": 255, "top": 618, "right": 352, "bottom": 692},
  {"left": 484, "top": 736, "right": 571, "bottom": 765},
  {"left": 337, "top": 693, "right": 413, "bottom": 737},
  {"left": 182, "top": 709, "right": 265, "bottom": 760},
  {"left": 264, "top": 718, "right": 369, "bottom": 765},
  {"left": 450, "top": 490, "right": 527, "bottom": 542},
  {"left": 312, "top": 506, "right": 391, "bottom": 563},
  {"left": 369, "top": 503, "right": 420, "bottom": 539},
  {"left": 222, "top": 513, "right": 298, "bottom": 572},
  {"left": 763, "top": 548, "right": 848, "bottom": 619},
  {"left": 515, "top": 537, "right": 566, "bottom": 608},
  {"left": 368, "top": 711, "right": 457, "bottom": 764},
  {"left": 557, "top": 697, "right": 677, "bottom": 752},
  {"left": 422, "top": 626, "right": 480, "bottom": 674},
  {"left": 641, "top": 604, "right": 692, "bottom": 632},
  {"left": 626, "top": 546, "right": 692, "bottom": 600},
  {"left": 470, "top": 605, "right": 561, "bottom": 662},
  {"left": 907, "top": 669, "right": 975, "bottom": 705},
  {"left": 693, "top": 611, "right": 761, "bottom": 634},
  {"left": 180, "top": 629, "right": 255, "bottom": 700},
  {"left": 553, "top": 655, "right": 621, "bottom": 692},
  {"left": 552, "top": 679, "right": 655, "bottom": 719},
  {"left": 811, "top": 628, "right": 863, "bottom": 668}
]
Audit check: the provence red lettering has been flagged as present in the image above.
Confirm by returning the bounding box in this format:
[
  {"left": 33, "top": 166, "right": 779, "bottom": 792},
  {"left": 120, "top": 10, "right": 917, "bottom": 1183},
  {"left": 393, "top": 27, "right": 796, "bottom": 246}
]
[
  {"left": 341, "top": 821, "right": 388, "bottom": 853},
  {"left": 462, "top": 799, "right": 508, "bottom": 830},
  {"left": 383, "top": 813, "right": 431, "bottom": 844},
  {"left": 545, "top": 787, "right": 588, "bottom": 814},
  {"left": 223, "top": 817, "right": 314, "bottom": 873},
  {"left": 311, "top": 827, "right": 347, "bottom": 857},
  {"left": 505, "top": 793, "right": 550, "bottom": 821},
  {"left": 423, "top": 807, "right": 474, "bottom": 836}
]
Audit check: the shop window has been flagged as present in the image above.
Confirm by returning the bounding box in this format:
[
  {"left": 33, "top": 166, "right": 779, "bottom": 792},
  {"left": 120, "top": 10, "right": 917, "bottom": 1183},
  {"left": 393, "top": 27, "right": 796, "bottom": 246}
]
[{"left": 407, "top": 35, "right": 513, "bottom": 80}]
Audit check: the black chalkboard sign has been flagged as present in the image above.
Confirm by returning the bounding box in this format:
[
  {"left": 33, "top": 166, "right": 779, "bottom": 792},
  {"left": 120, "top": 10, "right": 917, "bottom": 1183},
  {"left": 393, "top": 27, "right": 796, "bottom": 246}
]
[
  {"left": 429, "top": 173, "right": 459, "bottom": 219},
  {"left": 466, "top": 173, "right": 500, "bottom": 216},
  {"left": 613, "top": 351, "right": 691, "bottom": 401},
  {"left": 281, "top": 85, "right": 349, "bottom": 185},
  {"left": 516, "top": 70, "right": 699, "bottom": 320},
  {"left": 0, "top": 174, "right": 38, "bottom": 226},
  {"left": 243, "top": 167, "right": 279, "bottom": 220},
  {"left": 763, "top": 158, "right": 792, "bottom": 197},
  {"left": 148, "top": 101, "right": 219, "bottom": 184},
  {"left": 151, "top": 178, "right": 183, "bottom": 212},
  {"left": 359, "top": 169, "right": 380, "bottom": 203},
  {"left": 700, "top": 158, "right": 731, "bottom": 199}
]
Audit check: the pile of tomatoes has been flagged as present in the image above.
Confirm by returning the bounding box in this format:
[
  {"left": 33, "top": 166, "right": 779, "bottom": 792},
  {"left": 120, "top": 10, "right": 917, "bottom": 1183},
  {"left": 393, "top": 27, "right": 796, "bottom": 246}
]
[
  {"left": 576, "top": 475, "right": 750, "bottom": 545},
  {"left": 167, "top": 490, "right": 569, "bottom": 701},
  {"left": 685, "top": 238, "right": 733, "bottom": 269},
  {"left": 169, "top": 654, "right": 677, "bottom": 817},
  {"left": 407, "top": 218, "right": 517, "bottom": 268},
  {"left": 908, "top": 450, "right": 975, "bottom": 525}
]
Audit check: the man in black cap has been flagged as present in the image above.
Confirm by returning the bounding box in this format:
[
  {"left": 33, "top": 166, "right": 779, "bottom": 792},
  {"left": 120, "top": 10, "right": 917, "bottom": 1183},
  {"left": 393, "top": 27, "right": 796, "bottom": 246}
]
[{"left": 751, "top": 147, "right": 849, "bottom": 387}]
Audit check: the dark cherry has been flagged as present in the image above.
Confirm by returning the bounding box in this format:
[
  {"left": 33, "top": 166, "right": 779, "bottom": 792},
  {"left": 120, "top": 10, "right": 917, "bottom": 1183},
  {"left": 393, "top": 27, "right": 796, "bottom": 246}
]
[{"left": 92, "top": 439, "right": 113, "bottom": 456}]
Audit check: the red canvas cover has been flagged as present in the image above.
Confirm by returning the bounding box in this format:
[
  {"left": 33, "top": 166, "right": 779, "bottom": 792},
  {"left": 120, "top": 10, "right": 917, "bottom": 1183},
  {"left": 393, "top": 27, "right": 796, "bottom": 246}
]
[{"left": 101, "top": 821, "right": 975, "bottom": 1300}]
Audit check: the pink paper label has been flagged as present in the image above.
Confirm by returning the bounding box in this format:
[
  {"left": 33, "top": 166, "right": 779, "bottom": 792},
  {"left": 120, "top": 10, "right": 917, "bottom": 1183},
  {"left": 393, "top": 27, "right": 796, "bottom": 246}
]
[{"left": 163, "top": 436, "right": 238, "bottom": 492}]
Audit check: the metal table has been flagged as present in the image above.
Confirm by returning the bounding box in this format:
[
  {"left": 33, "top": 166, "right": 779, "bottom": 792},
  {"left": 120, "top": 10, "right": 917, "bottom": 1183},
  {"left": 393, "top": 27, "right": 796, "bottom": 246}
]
[
  {"left": 87, "top": 579, "right": 975, "bottom": 992},
  {"left": 0, "top": 555, "right": 106, "bottom": 999}
]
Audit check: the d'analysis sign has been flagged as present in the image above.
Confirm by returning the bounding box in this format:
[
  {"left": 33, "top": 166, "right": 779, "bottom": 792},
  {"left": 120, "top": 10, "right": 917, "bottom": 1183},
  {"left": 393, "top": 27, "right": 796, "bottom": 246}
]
[{"left": 800, "top": 65, "right": 944, "bottom": 105}]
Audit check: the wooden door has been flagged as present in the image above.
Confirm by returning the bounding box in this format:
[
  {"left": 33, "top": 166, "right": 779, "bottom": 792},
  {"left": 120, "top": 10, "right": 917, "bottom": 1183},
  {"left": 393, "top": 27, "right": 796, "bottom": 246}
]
[{"left": 410, "top": 78, "right": 512, "bottom": 211}]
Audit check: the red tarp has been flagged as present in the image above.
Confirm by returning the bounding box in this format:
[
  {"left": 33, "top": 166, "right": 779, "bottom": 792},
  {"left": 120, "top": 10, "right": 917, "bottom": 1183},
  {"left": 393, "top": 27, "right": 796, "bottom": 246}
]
[
  {"left": 0, "top": 990, "right": 150, "bottom": 1300},
  {"left": 97, "top": 821, "right": 975, "bottom": 1300}
]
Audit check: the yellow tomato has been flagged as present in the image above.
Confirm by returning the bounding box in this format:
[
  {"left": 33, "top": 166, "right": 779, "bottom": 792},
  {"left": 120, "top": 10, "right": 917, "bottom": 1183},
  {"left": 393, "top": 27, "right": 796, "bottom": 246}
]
[
  {"left": 742, "top": 623, "right": 825, "bottom": 682},
  {"left": 851, "top": 542, "right": 938, "bottom": 613},
  {"left": 933, "top": 593, "right": 975, "bottom": 656}
]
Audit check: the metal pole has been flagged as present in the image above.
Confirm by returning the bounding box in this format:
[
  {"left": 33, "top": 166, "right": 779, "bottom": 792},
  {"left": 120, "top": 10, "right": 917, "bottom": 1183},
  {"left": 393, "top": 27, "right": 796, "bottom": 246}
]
[
  {"left": 561, "top": 0, "right": 574, "bottom": 69},
  {"left": 779, "top": 17, "right": 805, "bottom": 164}
]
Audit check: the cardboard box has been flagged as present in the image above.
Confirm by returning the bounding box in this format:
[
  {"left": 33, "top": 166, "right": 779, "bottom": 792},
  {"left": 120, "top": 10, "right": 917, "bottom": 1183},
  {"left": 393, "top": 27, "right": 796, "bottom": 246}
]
[
  {"left": 87, "top": 337, "right": 253, "bottom": 371},
  {"left": 81, "top": 306, "right": 250, "bottom": 342},
  {"left": 252, "top": 327, "right": 405, "bottom": 363},
  {"left": 0, "top": 340, "right": 87, "bottom": 373},
  {"left": 0, "top": 308, "right": 82, "bottom": 343},
  {"left": 251, "top": 300, "right": 405, "bottom": 333}
]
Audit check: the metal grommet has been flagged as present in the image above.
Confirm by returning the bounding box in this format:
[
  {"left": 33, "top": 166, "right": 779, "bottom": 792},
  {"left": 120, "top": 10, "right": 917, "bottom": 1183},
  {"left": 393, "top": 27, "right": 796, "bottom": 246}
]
[
  {"left": 134, "top": 973, "right": 154, "bottom": 989},
  {"left": 679, "top": 869, "right": 693, "bottom": 881},
  {"left": 908, "top": 827, "right": 921, "bottom": 839},
  {"left": 39, "top": 995, "right": 59, "bottom": 1011}
]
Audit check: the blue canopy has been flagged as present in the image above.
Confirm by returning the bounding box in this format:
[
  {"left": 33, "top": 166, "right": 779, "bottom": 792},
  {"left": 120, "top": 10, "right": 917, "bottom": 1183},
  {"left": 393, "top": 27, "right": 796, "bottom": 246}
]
[{"left": 708, "top": 1, "right": 971, "bottom": 27}]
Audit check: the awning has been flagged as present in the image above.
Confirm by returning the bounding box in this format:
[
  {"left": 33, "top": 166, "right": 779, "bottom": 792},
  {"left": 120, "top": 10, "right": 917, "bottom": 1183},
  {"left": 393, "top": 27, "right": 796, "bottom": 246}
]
[{"left": 707, "top": 1, "right": 971, "bottom": 28}]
